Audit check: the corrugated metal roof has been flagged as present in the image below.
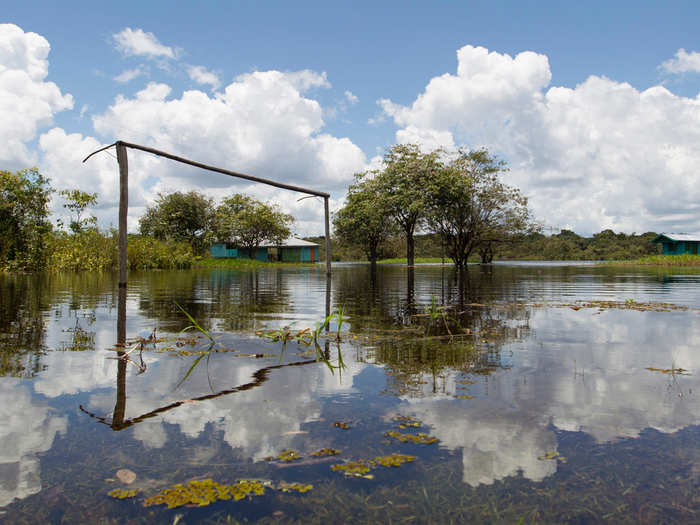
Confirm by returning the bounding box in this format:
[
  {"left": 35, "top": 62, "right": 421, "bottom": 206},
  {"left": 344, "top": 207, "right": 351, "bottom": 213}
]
[
  {"left": 259, "top": 237, "right": 319, "bottom": 248},
  {"left": 653, "top": 233, "right": 700, "bottom": 242}
]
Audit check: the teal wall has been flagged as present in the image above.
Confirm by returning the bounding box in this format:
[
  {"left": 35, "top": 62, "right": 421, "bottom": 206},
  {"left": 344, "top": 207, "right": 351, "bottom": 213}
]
[
  {"left": 210, "top": 243, "right": 238, "bottom": 258},
  {"left": 661, "top": 241, "right": 699, "bottom": 255}
]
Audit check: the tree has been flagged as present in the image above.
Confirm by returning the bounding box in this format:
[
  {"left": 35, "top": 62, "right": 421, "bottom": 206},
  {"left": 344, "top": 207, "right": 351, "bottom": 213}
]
[
  {"left": 59, "top": 189, "right": 97, "bottom": 233},
  {"left": 211, "top": 194, "right": 293, "bottom": 259},
  {"left": 374, "top": 144, "right": 442, "bottom": 267},
  {"left": 0, "top": 168, "right": 52, "bottom": 270},
  {"left": 139, "top": 191, "right": 213, "bottom": 253},
  {"left": 427, "top": 149, "right": 535, "bottom": 269},
  {"left": 333, "top": 174, "right": 396, "bottom": 271}
]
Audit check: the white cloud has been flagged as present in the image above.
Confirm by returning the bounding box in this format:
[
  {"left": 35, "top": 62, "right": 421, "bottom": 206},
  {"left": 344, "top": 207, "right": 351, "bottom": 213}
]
[
  {"left": 0, "top": 23, "right": 73, "bottom": 168},
  {"left": 187, "top": 65, "right": 220, "bottom": 90},
  {"left": 660, "top": 48, "right": 700, "bottom": 74},
  {"left": 114, "top": 66, "right": 146, "bottom": 83},
  {"left": 380, "top": 44, "right": 700, "bottom": 234},
  {"left": 86, "top": 71, "right": 366, "bottom": 232},
  {"left": 344, "top": 90, "right": 358, "bottom": 104},
  {"left": 112, "top": 27, "right": 176, "bottom": 59}
]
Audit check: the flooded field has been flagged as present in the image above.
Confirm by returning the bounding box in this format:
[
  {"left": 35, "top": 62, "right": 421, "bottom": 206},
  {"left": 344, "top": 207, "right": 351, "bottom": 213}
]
[{"left": 2, "top": 263, "right": 700, "bottom": 524}]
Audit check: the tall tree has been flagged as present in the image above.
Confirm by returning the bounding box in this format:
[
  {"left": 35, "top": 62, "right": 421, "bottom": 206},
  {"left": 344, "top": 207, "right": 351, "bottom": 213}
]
[
  {"left": 0, "top": 168, "right": 52, "bottom": 270},
  {"left": 333, "top": 174, "right": 396, "bottom": 271},
  {"left": 59, "top": 189, "right": 97, "bottom": 233},
  {"left": 374, "top": 144, "right": 442, "bottom": 267},
  {"left": 211, "top": 194, "right": 293, "bottom": 259},
  {"left": 139, "top": 191, "right": 214, "bottom": 253},
  {"left": 427, "top": 149, "right": 535, "bottom": 268}
]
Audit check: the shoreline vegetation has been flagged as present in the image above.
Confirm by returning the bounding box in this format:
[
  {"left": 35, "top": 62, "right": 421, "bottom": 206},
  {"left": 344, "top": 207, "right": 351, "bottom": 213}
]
[{"left": 601, "top": 254, "right": 700, "bottom": 267}]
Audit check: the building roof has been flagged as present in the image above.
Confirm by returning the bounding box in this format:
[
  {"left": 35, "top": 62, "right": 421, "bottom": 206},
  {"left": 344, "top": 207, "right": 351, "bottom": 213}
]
[
  {"left": 259, "top": 237, "right": 319, "bottom": 248},
  {"left": 652, "top": 233, "right": 700, "bottom": 243}
]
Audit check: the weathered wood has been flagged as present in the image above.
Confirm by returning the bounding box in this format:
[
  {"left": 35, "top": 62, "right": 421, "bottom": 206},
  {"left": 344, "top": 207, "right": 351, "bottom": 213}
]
[
  {"left": 84, "top": 139, "right": 334, "bottom": 272},
  {"left": 324, "top": 196, "right": 331, "bottom": 276},
  {"left": 116, "top": 140, "right": 330, "bottom": 198},
  {"left": 115, "top": 143, "right": 129, "bottom": 287}
]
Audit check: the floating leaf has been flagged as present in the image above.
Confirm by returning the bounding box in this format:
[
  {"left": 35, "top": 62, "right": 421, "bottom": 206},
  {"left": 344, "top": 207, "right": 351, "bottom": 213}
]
[
  {"left": 646, "top": 367, "right": 690, "bottom": 375},
  {"left": 372, "top": 453, "right": 416, "bottom": 467},
  {"left": 538, "top": 451, "right": 567, "bottom": 462},
  {"left": 331, "top": 460, "right": 371, "bottom": 477},
  {"left": 385, "top": 431, "right": 439, "bottom": 445},
  {"left": 310, "top": 448, "right": 341, "bottom": 457},
  {"left": 333, "top": 421, "right": 350, "bottom": 430},
  {"left": 108, "top": 488, "right": 138, "bottom": 499},
  {"left": 279, "top": 482, "right": 313, "bottom": 493},
  {"left": 143, "top": 479, "right": 266, "bottom": 509},
  {"left": 277, "top": 449, "right": 302, "bottom": 462}
]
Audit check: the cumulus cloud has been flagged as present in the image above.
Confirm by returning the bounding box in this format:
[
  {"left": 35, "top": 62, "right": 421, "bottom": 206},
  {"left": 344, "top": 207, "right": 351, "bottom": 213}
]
[
  {"left": 114, "top": 66, "right": 146, "bottom": 83},
  {"left": 112, "top": 27, "right": 176, "bottom": 59},
  {"left": 660, "top": 48, "right": 700, "bottom": 74},
  {"left": 87, "top": 71, "right": 366, "bottom": 233},
  {"left": 186, "top": 65, "right": 220, "bottom": 90},
  {"left": 0, "top": 23, "right": 73, "bottom": 168},
  {"left": 380, "top": 44, "right": 700, "bottom": 234},
  {"left": 344, "top": 90, "right": 358, "bottom": 104}
]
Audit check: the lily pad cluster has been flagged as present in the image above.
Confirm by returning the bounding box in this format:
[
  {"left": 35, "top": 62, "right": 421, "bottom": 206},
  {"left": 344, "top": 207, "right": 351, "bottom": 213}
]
[
  {"left": 538, "top": 451, "right": 567, "bottom": 463},
  {"left": 385, "top": 430, "right": 439, "bottom": 445},
  {"left": 311, "top": 448, "right": 341, "bottom": 457},
  {"left": 108, "top": 488, "right": 138, "bottom": 499},
  {"left": 393, "top": 415, "right": 421, "bottom": 429},
  {"left": 331, "top": 453, "right": 417, "bottom": 478},
  {"left": 143, "top": 479, "right": 266, "bottom": 508}
]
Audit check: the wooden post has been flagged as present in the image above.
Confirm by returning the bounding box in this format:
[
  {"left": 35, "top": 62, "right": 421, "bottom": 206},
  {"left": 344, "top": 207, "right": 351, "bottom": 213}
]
[
  {"left": 116, "top": 142, "right": 128, "bottom": 288},
  {"left": 324, "top": 196, "right": 331, "bottom": 276}
]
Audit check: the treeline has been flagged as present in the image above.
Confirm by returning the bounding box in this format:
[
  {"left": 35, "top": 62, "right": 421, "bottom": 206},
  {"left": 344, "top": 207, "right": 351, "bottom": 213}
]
[
  {"left": 327, "top": 230, "right": 660, "bottom": 262},
  {"left": 1, "top": 168, "right": 293, "bottom": 272}
]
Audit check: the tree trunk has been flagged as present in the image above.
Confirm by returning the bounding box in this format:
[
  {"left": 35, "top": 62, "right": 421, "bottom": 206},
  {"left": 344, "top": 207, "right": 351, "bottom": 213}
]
[{"left": 406, "top": 230, "right": 415, "bottom": 267}]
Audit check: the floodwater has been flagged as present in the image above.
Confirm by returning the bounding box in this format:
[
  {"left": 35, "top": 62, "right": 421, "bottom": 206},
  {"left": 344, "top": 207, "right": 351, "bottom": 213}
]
[{"left": 1, "top": 263, "right": 700, "bottom": 523}]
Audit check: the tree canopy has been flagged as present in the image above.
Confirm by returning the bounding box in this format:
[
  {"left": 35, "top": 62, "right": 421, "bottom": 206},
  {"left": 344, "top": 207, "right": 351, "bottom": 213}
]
[
  {"left": 333, "top": 174, "right": 397, "bottom": 269},
  {"left": 211, "top": 194, "right": 293, "bottom": 258},
  {"left": 139, "top": 191, "right": 214, "bottom": 254},
  {"left": 0, "top": 168, "right": 52, "bottom": 270}
]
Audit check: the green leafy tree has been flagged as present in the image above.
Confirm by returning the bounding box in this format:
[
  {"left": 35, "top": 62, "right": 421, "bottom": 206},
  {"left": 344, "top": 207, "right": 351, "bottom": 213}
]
[
  {"left": 139, "top": 191, "right": 214, "bottom": 253},
  {"left": 0, "top": 168, "right": 53, "bottom": 270},
  {"left": 59, "top": 189, "right": 97, "bottom": 233},
  {"left": 374, "top": 144, "right": 443, "bottom": 267},
  {"left": 427, "top": 149, "right": 535, "bottom": 269},
  {"left": 333, "top": 174, "right": 397, "bottom": 271},
  {"left": 211, "top": 194, "right": 293, "bottom": 259}
]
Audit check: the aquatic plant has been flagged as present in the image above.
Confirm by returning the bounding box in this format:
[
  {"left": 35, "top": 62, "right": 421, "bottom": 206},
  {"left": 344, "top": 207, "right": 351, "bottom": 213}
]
[
  {"left": 277, "top": 449, "right": 302, "bottom": 462},
  {"left": 331, "top": 460, "right": 372, "bottom": 477},
  {"left": 333, "top": 421, "right": 350, "bottom": 429},
  {"left": 108, "top": 488, "right": 138, "bottom": 499},
  {"left": 174, "top": 301, "right": 214, "bottom": 342},
  {"left": 538, "top": 451, "right": 567, "bottom": 463},
  {"left": 143, "top": 479, "right": 266, "bottom": 509},
  {"left": 385, "top": 430, "right": 439, "bottom": 445},
  {"left": 372, "top": 453, "right": 416, "bottom": 467},
  {"left": 311, "top": 448, "right": 341, "bottom": 457},
  {"left": 279, "top": 482, "right": 313, "bottom": 493},
  {"left": 646, "top": 366, "right": 690, "bottom": 375}
]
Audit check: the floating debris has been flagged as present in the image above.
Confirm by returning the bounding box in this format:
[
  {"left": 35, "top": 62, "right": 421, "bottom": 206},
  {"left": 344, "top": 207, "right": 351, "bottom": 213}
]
[
  {"left": 385, "top": 431, "right": 439, "bottom": 445},
  {"left": 108, "top": 488, "right": 138, "bottom": 499},
  {"left": 646, "top": 367, "right": 690, "bottom": 375},
  {"left": 538, "top": 451, "right": 567, "bottom": 463},
  {"left": 310, "top": 448, "right": 341, "bottom": 457},
  {"left": 333, "top": 421, "right": 351, "bottom": 429},
  {"left": 115, "top": 469, "right": 136, "bottom": 485},
  {"left": 143, "top": 479, "right": 266, "bottom": 508}
]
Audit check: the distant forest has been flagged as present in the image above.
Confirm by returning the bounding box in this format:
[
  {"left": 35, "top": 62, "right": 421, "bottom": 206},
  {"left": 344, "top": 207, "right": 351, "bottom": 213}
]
[{"left": 314, "top": 230, "right": 660, "bottom": 262}]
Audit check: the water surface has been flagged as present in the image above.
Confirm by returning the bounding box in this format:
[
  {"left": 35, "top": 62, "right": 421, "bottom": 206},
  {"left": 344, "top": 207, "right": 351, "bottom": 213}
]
[{"left": 1, "top": 264, "right": 700, "bottom": 523}]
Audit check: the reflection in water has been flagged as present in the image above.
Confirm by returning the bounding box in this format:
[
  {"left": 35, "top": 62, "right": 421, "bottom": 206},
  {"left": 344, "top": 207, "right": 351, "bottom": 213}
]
[
  {"left": 3, "top": 265, "right": 700, "bottom": 521},
  {"left": 0, "top": 379, "right": 66, "bottom": 507}
]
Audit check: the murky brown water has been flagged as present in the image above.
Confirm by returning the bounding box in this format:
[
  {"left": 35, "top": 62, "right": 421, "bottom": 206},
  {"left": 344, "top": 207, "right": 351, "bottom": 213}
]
[{"left": 1, "top": 263, "right": 700, "bottom": 523}]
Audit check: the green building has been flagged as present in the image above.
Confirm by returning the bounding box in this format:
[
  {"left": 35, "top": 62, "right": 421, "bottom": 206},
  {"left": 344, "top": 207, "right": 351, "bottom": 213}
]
[
  {"left": 210, "top": 237, "right": 320, "bottom": 262},
  {"left": 652, "top": 233, "right": 700, "bottom": 255}
]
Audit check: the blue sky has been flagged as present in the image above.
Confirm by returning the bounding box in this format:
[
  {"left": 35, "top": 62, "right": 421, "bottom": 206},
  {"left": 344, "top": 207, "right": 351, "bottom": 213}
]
[{"left": 3, "top": 1, "right": 700, "bottom": 235}]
